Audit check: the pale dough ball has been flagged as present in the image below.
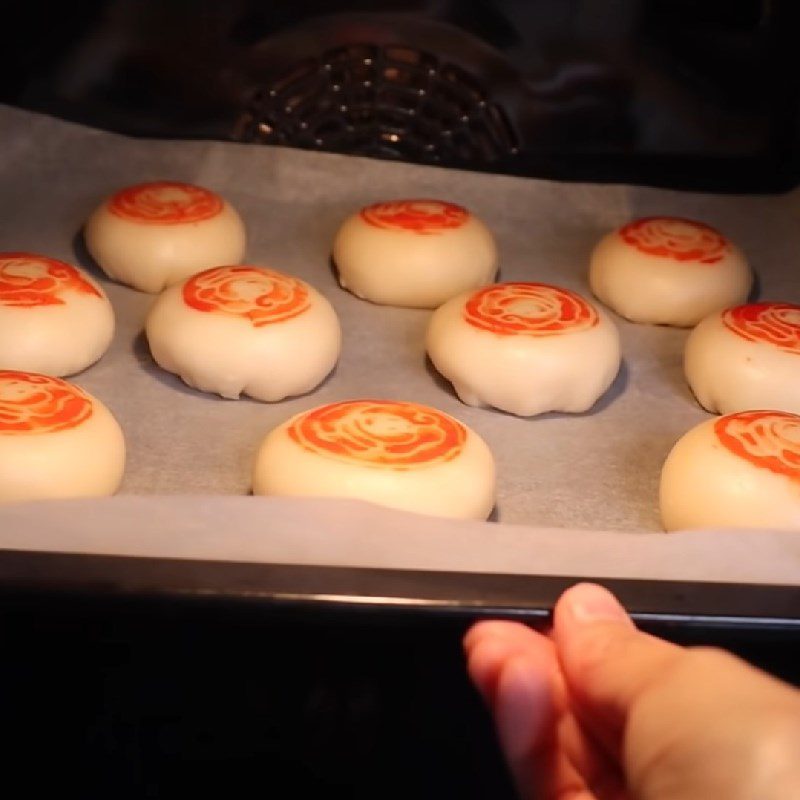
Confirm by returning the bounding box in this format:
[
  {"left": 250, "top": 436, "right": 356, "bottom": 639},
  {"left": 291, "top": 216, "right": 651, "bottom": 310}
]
[
  {"left": 84, "top": 181, "right": 246, "bottom": 293},
  {"left": 252, "top": 399, "right": 495, "bottom": 519},
  {"left": 427, "top": 282, "right": 621, "bottom": 416},
  {"left": 0, "top": 371, "right": 125, "bottom": 503},
  {"left": 146, "top": 265, "right": 341, "bottom": 401},
  {"left": 0, "top": 252, "right": 114, "bottom": 376},
  {"left": 332, "top": 199, "right": 498, "bottom": 308},
  {"left": 685, "top": 303, "right": 800, "bottom": 415},
  {"left": 659, "top": 411, "right": 800, "bottom": 531},
  {"left": 589, "top": 217, "right": 752, "bottom": 327}
]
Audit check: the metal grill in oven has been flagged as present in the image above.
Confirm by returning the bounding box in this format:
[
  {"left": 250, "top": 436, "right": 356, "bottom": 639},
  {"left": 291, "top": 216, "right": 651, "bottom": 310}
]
[{"left": 233, "top": 43, "right": 519, "bottom": 164}]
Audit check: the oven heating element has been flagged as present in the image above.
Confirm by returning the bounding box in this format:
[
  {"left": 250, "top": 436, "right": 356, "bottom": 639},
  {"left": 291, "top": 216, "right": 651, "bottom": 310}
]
[{"left": 233, "top": 43, "right": 519, "bottom": 164}]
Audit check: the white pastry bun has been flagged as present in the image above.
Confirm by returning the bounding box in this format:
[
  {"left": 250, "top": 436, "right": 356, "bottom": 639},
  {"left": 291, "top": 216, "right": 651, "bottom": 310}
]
[
  {"left": 426, "top": 282, "right": 621, "bottom": 416},
  {"left": 332, "top": 199, "right": 498, "bottom": 308},
  {"left": 0, "top": 370, "right": 125, "bottom": 503},
  {"left": 252, "top": 398, "right": 495, "bottom": 520},
  {"left": 146, "top": 265, "right": 341, "bottom": 401},
  {"left": 589, "top": 216, "right": 751, "bottom": 327},
  {"left": 659, "top": 410, "right": 800, "bottom": 531},
  {"left": 0, "top": 252, "right": 114, "bottom": 376},
  {"left": 84, "top": 181, "right": 246, "bottom": 293},
  {"left": 685, "top": 302, "right": 800, "bottom": 415}
]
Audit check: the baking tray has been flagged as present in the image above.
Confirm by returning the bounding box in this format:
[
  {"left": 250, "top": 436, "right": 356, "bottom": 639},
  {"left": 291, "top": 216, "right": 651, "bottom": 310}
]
[{"left": 0, "top": 104, "right": 798, "bottom": 626}]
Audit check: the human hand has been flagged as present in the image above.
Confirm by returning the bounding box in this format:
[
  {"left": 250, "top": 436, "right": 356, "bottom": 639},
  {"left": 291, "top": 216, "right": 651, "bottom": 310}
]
[{"left": 464, "top": 582, "right": 800, "bottom": 800}]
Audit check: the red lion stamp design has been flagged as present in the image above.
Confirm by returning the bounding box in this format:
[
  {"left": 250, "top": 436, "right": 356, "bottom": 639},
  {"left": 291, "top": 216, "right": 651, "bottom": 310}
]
[
  {"left": 463, "top": 282, "right": 599, "bottom": 336},
  {"left": 0, "top": 253, "right": 101, "bottom": 307},
  {"left": 360, "top": 200, "right": 468, "bottom": 235},
  {"left": 183, "top": 266, "right": 311, "bottom": 327},
  {"left": 288, "top": 400, "right": 467, "bottom": 470},
  {"left": 715, "top": 410, "right": 800, "bottom": 483},
  {"left": 619, "top": 218, "right": 729, "bottom": 264},
  {"left": 108, "top": 181, "right": 224, "bottom": 224},
  {"left": 722, "top": 303, "right": 800, "bottom": 355},
  {"left": 0, "top": 371, "right": 93, "bottom": 434}
]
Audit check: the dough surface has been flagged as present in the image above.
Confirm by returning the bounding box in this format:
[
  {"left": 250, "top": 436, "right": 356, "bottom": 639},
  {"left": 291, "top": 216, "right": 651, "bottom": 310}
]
[
  {"left": 252, "top": 399, "right": 496, "bottom": 519},
  {"left": 0, "top": 252, "right": 114, "bottom": 376},
  {"left": 333, "top": 199, "right": 498, "bottom": 308},
  {"left": 146, "top": 265, "right": 341, "bottom": 401},
  {"left": 589, "top": 217, "right": 751, "bottom": 327},
  {"left": 84, "top": 181, "right": 246, "bottom": 293},
  {"left": 0, "top": 371, "right": 125, "bottom": 503},
  {"left": 685, "top": 302, "right": 800, "bottom": 415},
  {"left": 426, "top": 282, "right": 621, "bottom": 416},
  {"left": 660, "top": 410, "right": 800, "bottom": 531}
]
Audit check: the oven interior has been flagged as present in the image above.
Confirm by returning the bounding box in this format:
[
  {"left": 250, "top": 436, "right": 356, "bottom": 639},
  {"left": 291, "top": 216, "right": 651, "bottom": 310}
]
[{"left": 1, "top": 2, "right": 799, "bottom": 798}]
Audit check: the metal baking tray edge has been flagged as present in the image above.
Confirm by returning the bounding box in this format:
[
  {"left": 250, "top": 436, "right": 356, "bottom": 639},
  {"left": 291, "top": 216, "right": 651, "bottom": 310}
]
[{"left": 1, "top": 548, "right": 798, "bottom": 633}]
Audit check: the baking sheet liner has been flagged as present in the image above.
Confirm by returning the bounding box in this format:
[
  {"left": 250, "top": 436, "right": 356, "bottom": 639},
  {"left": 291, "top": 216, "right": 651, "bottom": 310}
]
[{"left": 1, "top": 105, "right": 799, "bottom": 585}]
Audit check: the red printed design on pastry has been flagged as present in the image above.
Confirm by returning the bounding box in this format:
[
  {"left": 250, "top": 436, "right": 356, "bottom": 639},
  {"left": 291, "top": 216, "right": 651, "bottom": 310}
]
[
  {"left": 0, "top": 371, "right": 93, "bottom": 434},
  {"left": 0, "top": 253, "right": 101, "bottom": 307},
  {"left": 360, "top": 200, "right": 468, "bottom": 234},
  {"left": 183, "top": 266, "right": 310, "bottom": 327},
  {"left": 619, "top": 218, "right": 729, "bottom": 264},
  {"left": 288, "top": 400, "right": 467, "bottom": 470},
  {"left": 715, "top": 410, "right": 800, "bottom": 483},
  {"left": 722, "top": 303, "right": 800, "bottom": 355},
  {"left": 463, "top": 282, "right": 598, "bottom": 336},
  {"left": 108, "top": 181, "right": 224, "bottom": 224}
]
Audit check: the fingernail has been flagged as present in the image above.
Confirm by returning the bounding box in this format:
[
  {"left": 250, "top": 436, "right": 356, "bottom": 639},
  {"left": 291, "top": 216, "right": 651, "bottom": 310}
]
[{"left": 565, "top": 583, "right": 631, "bottom": 624}]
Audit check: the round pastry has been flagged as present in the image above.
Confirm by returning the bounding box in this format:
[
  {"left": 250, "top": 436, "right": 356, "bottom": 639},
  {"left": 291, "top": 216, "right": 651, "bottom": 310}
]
[
  {"left": 0, "top": 371, "right": 125, "bottom": 503},
  {"left": 0, "top": 252, "right": 114, "bottom": 376},
  {"left": 589, "top": 216, "right": 752, "bottom": 327},
  {"left": 332, "top": 199, "right": 498, "bottom": 308},
  {"left": 252, "top": 399, "right": 495, "bottom": 519},
  {"left": 659, "top": 410, "right": 800, "bottom": 531},
  {"left": 685, "top": 302, "right": 800, "bottom": 415},
  {"left": 146, "top": 265, "right": 341, "bottom": 401},
  {"left": 426, "top": 282, "right": 621, "bottom": 416},
  {"left": 84, "top": 180, "right": 246, "bottom": 293}
]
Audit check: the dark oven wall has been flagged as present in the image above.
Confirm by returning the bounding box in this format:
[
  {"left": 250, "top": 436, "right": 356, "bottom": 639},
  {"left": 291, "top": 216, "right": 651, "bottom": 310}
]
[{"left": 3, "top": 2, "right": 799, "bottom": 184}]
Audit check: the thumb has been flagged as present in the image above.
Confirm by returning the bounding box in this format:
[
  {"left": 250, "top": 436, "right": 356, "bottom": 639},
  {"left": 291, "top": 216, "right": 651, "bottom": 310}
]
[
  {"left": 552, "top": 583, "right": 800, "bottom": 800},
  {"left": 552, "top": 582, "right": 683, "bottom": 753}
]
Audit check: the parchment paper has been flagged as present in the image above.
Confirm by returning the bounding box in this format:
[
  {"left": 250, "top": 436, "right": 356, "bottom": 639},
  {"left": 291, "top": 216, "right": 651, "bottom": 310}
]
[{"left": 1, "top": 104, "right": 799, "bottom": 585}]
